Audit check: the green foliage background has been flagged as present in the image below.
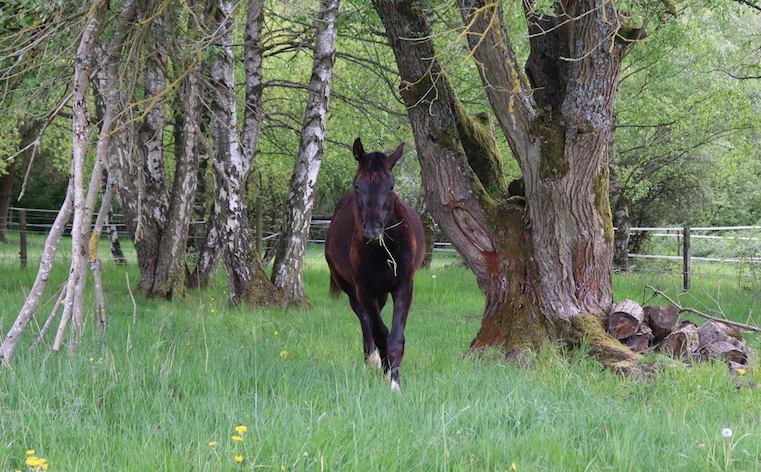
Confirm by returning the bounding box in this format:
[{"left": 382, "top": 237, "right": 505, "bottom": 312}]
[{"left": 0, "top": 0, "right": 759, "bottom": 225}]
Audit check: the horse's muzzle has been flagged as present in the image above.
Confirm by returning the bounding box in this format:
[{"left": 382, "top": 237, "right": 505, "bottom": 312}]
[{"left": 362, "top": 222, "right": 384, "bottom": 240}]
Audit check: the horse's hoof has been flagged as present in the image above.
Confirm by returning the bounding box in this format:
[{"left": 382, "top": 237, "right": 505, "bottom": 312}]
[
  {"left": 367, "top": 350, "right": 382, "bottom": 369},
  {"left": 390, "top": 379, "right": 401, "bottom": 392}
]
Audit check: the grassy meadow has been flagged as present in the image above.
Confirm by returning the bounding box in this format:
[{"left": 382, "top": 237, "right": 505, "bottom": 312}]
[{"left": 1, "top": 236, "right": 760, "bottom": 471}]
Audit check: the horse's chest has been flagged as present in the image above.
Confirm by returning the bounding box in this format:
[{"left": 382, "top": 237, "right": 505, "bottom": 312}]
[{"left": 351, "top": 243, "right": 402, "bottom": 291}]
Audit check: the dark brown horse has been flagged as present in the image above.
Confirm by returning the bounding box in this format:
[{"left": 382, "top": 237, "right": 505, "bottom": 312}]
[{"left": 325, "top": 138, "right": 425, "bottom": 391}]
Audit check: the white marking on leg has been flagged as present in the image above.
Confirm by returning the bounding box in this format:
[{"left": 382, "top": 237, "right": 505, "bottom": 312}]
[
  {"left": 368, "top": 350, "right": 382, "bottom": 369},
  {"left": 390, "top": 379, "right": 401, "bottom": 392}
]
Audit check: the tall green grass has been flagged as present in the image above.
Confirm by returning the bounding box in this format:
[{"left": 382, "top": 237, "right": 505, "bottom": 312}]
[{"left": 0, "top": 244, "right": 759, "bottom": 471}]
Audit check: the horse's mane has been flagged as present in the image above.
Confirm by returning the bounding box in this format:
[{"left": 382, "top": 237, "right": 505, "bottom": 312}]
[{"left": 356, "top": 153, "right": 393, "bottom": 183}]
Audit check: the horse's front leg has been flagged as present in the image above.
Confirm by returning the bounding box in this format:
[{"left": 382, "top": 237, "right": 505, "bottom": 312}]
[
  {"left": 388, "top": 281, "right": 414, "bottom": 391},
  {"left": 349, "top": 292, "right": 384, "bottom": 368}
]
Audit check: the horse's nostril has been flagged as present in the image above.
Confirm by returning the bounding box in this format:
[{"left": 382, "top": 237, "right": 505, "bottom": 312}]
[{"left": 362, "top": 221, "right": 384, "bottom": 239}]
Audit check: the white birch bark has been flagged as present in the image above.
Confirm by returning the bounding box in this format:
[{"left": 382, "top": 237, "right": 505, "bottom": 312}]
[
  {"left": 50, "top": 0, "right": 113, "bottom": 353},
  {"left": 0, "top": 185, "right": 73, "bottom": 363},
  {"left": 207, "top": 0, "right": 282, "bottom": 305},
  {"left": 150, "top": 61, "right": 201, "bottom": 299},
  {"left": 242, "top": 0, "right": 265, "bottom": 162},
  {"left": 54, "top": 0, "right": 137, "bottom": 354},
  {"left": 271, "top": 0, "right": 340, "bottom": 305}
]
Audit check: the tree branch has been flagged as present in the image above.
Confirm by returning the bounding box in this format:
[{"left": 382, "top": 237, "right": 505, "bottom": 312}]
[
  {"left": 732, "top": 0, "right": 761, "bottom": 12},
  {"left": 646, "top": 285, "right": 761, "bottom": 333}
]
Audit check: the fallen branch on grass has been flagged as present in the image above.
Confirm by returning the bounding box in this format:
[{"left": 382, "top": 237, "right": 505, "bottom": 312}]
[{"left": 645, "top": 285, "right": 761, "bottom": 333}]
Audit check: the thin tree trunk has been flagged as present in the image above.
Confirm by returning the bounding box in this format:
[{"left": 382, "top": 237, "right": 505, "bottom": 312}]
[
  {"left": 89, "top": 178, "right": 116, "bottom": 340},
  {"left": 0, "top": 160, "right": 15, "bottom": 244},
  {"left": 150, "top": 62, "right": 202, "bottom": 299},
  {"left": 52, "top": 0, "right": 115, "bottom": 354},
  {"left": 206, "top": 0, "right": 283, "bottom": 306},
  {"left": 133, "top": 8, "right": 170, "bottom": 294},
  {"left": 187, "top": 146, "right": 209, "bottom": 253},
  {"left": 0, "top": 185, "right": 73, "bottom": 363},
  {"left": 106, "top": 206, "right": 127, "bottom": 265},
  {"left": 52, "top": 0, "right": 136, "bottom": 355},
  {"left": 271, "top": 0, "right": 340, "bottom": 306}
]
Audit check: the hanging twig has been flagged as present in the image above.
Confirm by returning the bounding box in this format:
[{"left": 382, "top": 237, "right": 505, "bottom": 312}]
[
  {"left": 33, "top": 286, "right": 67, "bottom": 348},
  {"left": 646, "top": 285, "right": 761, "bottom": 333}
]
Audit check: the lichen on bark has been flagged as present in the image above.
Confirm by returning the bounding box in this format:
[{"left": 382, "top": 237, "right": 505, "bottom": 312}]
[
  {"left": 530, "top": 111, "right": 570, "bottom": 179},
  {"left": 455, "top": 103, "right": 508, "bottom": 198},
  {"left": 593, "top": 168, "right": 615, "bottom": 243}
]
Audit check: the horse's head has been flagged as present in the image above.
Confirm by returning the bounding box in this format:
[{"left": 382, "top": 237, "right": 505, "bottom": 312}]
[{"left": 351, "top": 138, "right": 404, "bottom": 240}]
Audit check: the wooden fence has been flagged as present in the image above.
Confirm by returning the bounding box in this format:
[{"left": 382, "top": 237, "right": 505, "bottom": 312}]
[{"left": 4, "top": 206, "right": 761, "bottom": 289}]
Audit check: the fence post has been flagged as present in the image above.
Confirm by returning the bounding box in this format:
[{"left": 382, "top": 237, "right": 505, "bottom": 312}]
[
  {"left": 19, "top": 209, "right": 27, "bottom": 268},
  {"left": 683, "top": 226, "right": 691, "bottom": 291}
]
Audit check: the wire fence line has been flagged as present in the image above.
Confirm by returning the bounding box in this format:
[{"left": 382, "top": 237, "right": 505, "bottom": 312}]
[{"left": 3, "top": 207, "right": 761, "bottom": 279}]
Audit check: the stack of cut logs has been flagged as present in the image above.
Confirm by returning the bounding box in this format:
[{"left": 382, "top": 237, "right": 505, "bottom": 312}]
[{"left": 607, "top": 299, "right": 752, "bottom": 369}]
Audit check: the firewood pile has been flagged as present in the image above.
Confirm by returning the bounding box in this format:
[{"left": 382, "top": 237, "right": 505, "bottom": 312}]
[{"left": 607, "top": 299, "right": 753, "bottom": 370}]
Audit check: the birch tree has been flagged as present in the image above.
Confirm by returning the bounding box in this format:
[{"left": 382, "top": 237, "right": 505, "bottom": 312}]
[
  {"left": 205, "top": 0, "right": 283, "bottom": 306},
  {"left": 271, "top": 0, "right": 340, "bottom": 306},
  {"left": 0, "top": 0, "right": 137, "bottom": 362}
]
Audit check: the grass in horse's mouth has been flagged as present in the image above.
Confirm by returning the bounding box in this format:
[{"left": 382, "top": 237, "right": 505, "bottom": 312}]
[
  {"left": 378, "top": 233, "right": 398, "bottom": 276},
  {"left": 366, "top": 221, "right": 403, "bottom": 276}
]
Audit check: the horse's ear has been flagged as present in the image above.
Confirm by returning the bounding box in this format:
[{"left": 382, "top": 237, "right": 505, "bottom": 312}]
[
  {"left": 353, "top": 138, "right": 365, "bottom": 161},
  {"left": 388, "top": 142, "right": 405, "bottom": 167}
]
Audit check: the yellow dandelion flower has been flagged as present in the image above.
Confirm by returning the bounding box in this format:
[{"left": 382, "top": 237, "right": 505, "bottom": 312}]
[
  {"left": 208, "top": 441, "right": 218, "bottom": 446},
  {"left": 303, "top": 452, "right": 309, "bottom": 457},
  {"left": 281, "top": 465, "right": 287, "bottom": 471},
  {"left": 738, "top": 368, "right": 747, "bottom": 375},
  {"left": 280, "top": 351, "right": 288, "bottom": 358},
  {"left": 26, "top": 451, "right": 35, "bottom": 456},
  {"left": 511, "top": 463, "right": 517, "bottom": 471},
  {"left": 234, "top": 455, "right": 244, "bottom": 463},
  {"left": 234, "top": 425, "right": 248, "bottom": 433},
  {"left": 232, "top": 435, "right": 243, "bottom": 441},
  {"left": 211, "top": 308, "right": 216, "bottom": 313},
  {"left": 26, "top": 457, "right": 47, "bottom": 467},
  {"left": 274, "top": 331, "right": 279, "bottom": 335}
]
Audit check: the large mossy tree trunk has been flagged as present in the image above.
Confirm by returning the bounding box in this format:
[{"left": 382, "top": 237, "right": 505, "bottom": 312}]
[{"left": 374, "top": 0, "right": 641, "bottom": 368}]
